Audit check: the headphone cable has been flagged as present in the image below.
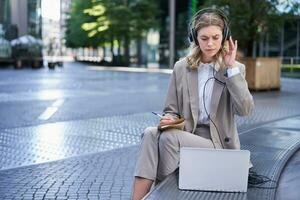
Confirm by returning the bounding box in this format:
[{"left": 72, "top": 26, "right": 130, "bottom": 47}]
[
  {"left": 248, "top": 169, "right": 277, "bottom": 189},
  {"left": 203, "top": 66, "right": 277, "bottom": 189},
  {"left": 202, "top": 68, "right": 225, "bottom": 149},
  {"left": 203, "top": 65, "right": 226, "bottom": 136}
]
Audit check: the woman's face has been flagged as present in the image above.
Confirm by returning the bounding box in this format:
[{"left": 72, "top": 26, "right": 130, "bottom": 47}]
[{"left": 197, "top": 25, "right": 223, "bottom": 62}]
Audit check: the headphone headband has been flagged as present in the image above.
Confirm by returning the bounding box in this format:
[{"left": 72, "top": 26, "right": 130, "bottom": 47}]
[
  {"left": 188, "top": 8, "right": 230, "bottom": 46},
  {"left": 191, "top": 8, "right": 229, "bottom": 25}
]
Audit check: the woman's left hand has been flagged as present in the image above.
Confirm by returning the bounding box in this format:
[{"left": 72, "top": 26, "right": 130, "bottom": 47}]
[{"left": 223, "top": 36, "right": 237, "bottom": 68}]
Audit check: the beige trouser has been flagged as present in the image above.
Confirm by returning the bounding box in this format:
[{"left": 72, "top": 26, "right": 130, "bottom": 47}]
[{"left": 134, "top": 125, "right": 214, "bottom": 182}]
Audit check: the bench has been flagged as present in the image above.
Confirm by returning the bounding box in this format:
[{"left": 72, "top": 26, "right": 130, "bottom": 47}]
[{"left": 145, "top": 116, "right": 300, "bottom": 200}]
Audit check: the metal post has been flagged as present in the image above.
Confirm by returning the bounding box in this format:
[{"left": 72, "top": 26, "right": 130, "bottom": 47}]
[
  {"left": 280, "top": 22, "right": 284, "bottom": 57},
  {"left": 259, "top": 37, "right": 263, "bottom": 57},
  {"left": 169, "top": 0, "right": 175, "bottom": 68},
  {"left": 296, "top": 20, "right": 299, "bottom": 59},
  {"left": 266, "top": 33, "right": 269, "bottom": 57},
  {"left": 59, "top": 0, "right": 63, "bottom": 57},
  {"left": 252, "top": 41, "right": 256, "bottom": 58}
]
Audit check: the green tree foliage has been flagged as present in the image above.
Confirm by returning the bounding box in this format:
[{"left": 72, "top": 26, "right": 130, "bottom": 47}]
[
  {"left": 82, "top": 0, "right": 158, "bottom": 40},
  {"left": 65, "top": 0, "right": 159, "bottom": 65},
  {"left": 82, "top": 1, "right": 130, "bottom": 47},
  {"left": 202, "top": 0, "right": 300, "bottom": 57},
  {"left": 65, "top": 0, "right": 95, "bottom": 48}
]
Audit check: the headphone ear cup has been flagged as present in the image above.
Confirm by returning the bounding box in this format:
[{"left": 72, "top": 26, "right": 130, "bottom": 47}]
[
  {"left": 191, "top": 28, "right": 199, "bottom": 45},
  {"left": 188, "top": 31, "right": 194, "bottom": 43},
  {"left": 222, "top": 25, "right": 230, "bottom": 45}
]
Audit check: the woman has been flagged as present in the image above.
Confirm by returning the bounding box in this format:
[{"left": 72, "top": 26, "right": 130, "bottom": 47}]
[{"left": 132, "top": 8, "right": 254, "bottom": 200}]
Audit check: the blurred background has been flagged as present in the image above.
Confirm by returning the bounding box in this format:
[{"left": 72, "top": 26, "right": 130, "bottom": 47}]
[{"left": 0, "top": 0, "right": 300, "bottom": 77}]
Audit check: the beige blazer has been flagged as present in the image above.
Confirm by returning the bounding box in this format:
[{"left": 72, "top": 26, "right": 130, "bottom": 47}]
[{"left": 163, "top": 57, "right": 254, "bottom": 150}]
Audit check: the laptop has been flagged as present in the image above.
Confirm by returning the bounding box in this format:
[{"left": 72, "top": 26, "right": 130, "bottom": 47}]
[{"left": 179, "top": 147, "right": 250, "bottom": 192}]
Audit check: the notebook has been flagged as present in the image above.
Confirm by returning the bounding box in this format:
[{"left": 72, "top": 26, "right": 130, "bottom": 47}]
[{"left": 179, "top": 147, "right": 250, "bottom": 192}]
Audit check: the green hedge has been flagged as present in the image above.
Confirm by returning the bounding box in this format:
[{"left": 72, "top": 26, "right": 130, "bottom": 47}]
[{"left": 281, "top": 64, "right": 300, "bottom": 73}]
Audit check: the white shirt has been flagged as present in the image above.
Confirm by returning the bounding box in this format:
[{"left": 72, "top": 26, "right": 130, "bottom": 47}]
[{"left": 197, "top": 63, "right": 240, "bottom": 124}]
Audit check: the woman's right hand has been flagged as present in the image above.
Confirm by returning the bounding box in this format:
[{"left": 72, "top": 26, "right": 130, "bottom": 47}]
[{"left": 159, "top": 116, "right": 175, "bottom": 126}]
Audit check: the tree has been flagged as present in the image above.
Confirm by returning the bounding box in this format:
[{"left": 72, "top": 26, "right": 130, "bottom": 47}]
[
  {"left": 202, "top": 0, "right": 300, "bottom": 57},
  {"left": 130, "top": 0, "right": 159, "bottom": 65},
  {"left": 79, "top": 0, "right": 159, "bottom": 65},
  {"left": 65, "top": 0, "right": 95, "bottom": 48}
]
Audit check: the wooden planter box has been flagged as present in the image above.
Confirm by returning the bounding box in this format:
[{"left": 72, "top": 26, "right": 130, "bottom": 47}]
[{"left": 240, "top": 57, "right": 281, "bottom": 90}]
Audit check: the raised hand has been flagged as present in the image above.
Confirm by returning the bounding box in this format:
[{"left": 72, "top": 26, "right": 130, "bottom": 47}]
[{"left": 223, "top": 36, "right": 237, "bottom": 68}]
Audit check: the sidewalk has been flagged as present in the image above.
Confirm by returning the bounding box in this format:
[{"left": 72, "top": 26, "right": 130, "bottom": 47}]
[{"left": 0, "top": 77, "right": 300, "bottom": 199}]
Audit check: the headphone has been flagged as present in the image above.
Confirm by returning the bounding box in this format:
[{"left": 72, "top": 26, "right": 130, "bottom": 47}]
[{"left": 188, "top": 8, "right": 231, "bottom": 46}]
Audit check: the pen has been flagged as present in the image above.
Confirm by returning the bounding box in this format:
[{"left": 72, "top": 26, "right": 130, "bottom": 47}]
[{"left": 152, "top": 112, "right": 163, "bottom": 118}]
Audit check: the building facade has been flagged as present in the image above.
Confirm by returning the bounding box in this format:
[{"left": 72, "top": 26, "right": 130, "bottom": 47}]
[
  {"left": 42, "top": 0, "right": 72, "bottom": 57},
  {"left": 0, "top": 0, "right": 42, "bottom": 40}
]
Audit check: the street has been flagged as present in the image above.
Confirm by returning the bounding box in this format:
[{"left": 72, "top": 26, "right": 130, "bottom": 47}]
[{"left": 0, "top": 62, "right": 170, "bottom": 129}]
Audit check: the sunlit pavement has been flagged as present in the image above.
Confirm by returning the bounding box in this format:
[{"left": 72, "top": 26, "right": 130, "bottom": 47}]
[{"left": 0, "top": 62, "right": 300, "bottom": 199}]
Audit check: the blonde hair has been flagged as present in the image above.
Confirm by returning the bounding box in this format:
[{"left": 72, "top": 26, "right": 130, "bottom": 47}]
[{"left": 187, "top": 12, "right": 228, "bottom": 69}]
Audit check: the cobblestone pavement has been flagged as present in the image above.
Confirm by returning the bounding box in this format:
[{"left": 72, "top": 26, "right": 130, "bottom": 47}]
[
  {"left": 1, "top": 76, "right": 300, "bottom": 170},
  {"left": 0, "top": 63, "right": 300, "bottom": 199},
  {"left": 0, "top": 147, "right": 138, "bottom": 200},
  {"left": 0, "top": 113, "right": 158, "bottom": 170},
  {"left": 1, "top": 90, "right": 300, "bottom": 170}
]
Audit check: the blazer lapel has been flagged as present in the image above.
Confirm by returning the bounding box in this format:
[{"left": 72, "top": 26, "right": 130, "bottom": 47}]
[
  {"left": 187, "top": 67, "right": 199, "bottom": 129},
  {"left": 210, "top": 68, "right": 226, "bottom": 119}
]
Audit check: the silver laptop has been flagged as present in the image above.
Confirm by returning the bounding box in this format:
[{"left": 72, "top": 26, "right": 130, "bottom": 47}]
[{"left": 179, "top": 147, "right": 250, "bottom": 192}]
